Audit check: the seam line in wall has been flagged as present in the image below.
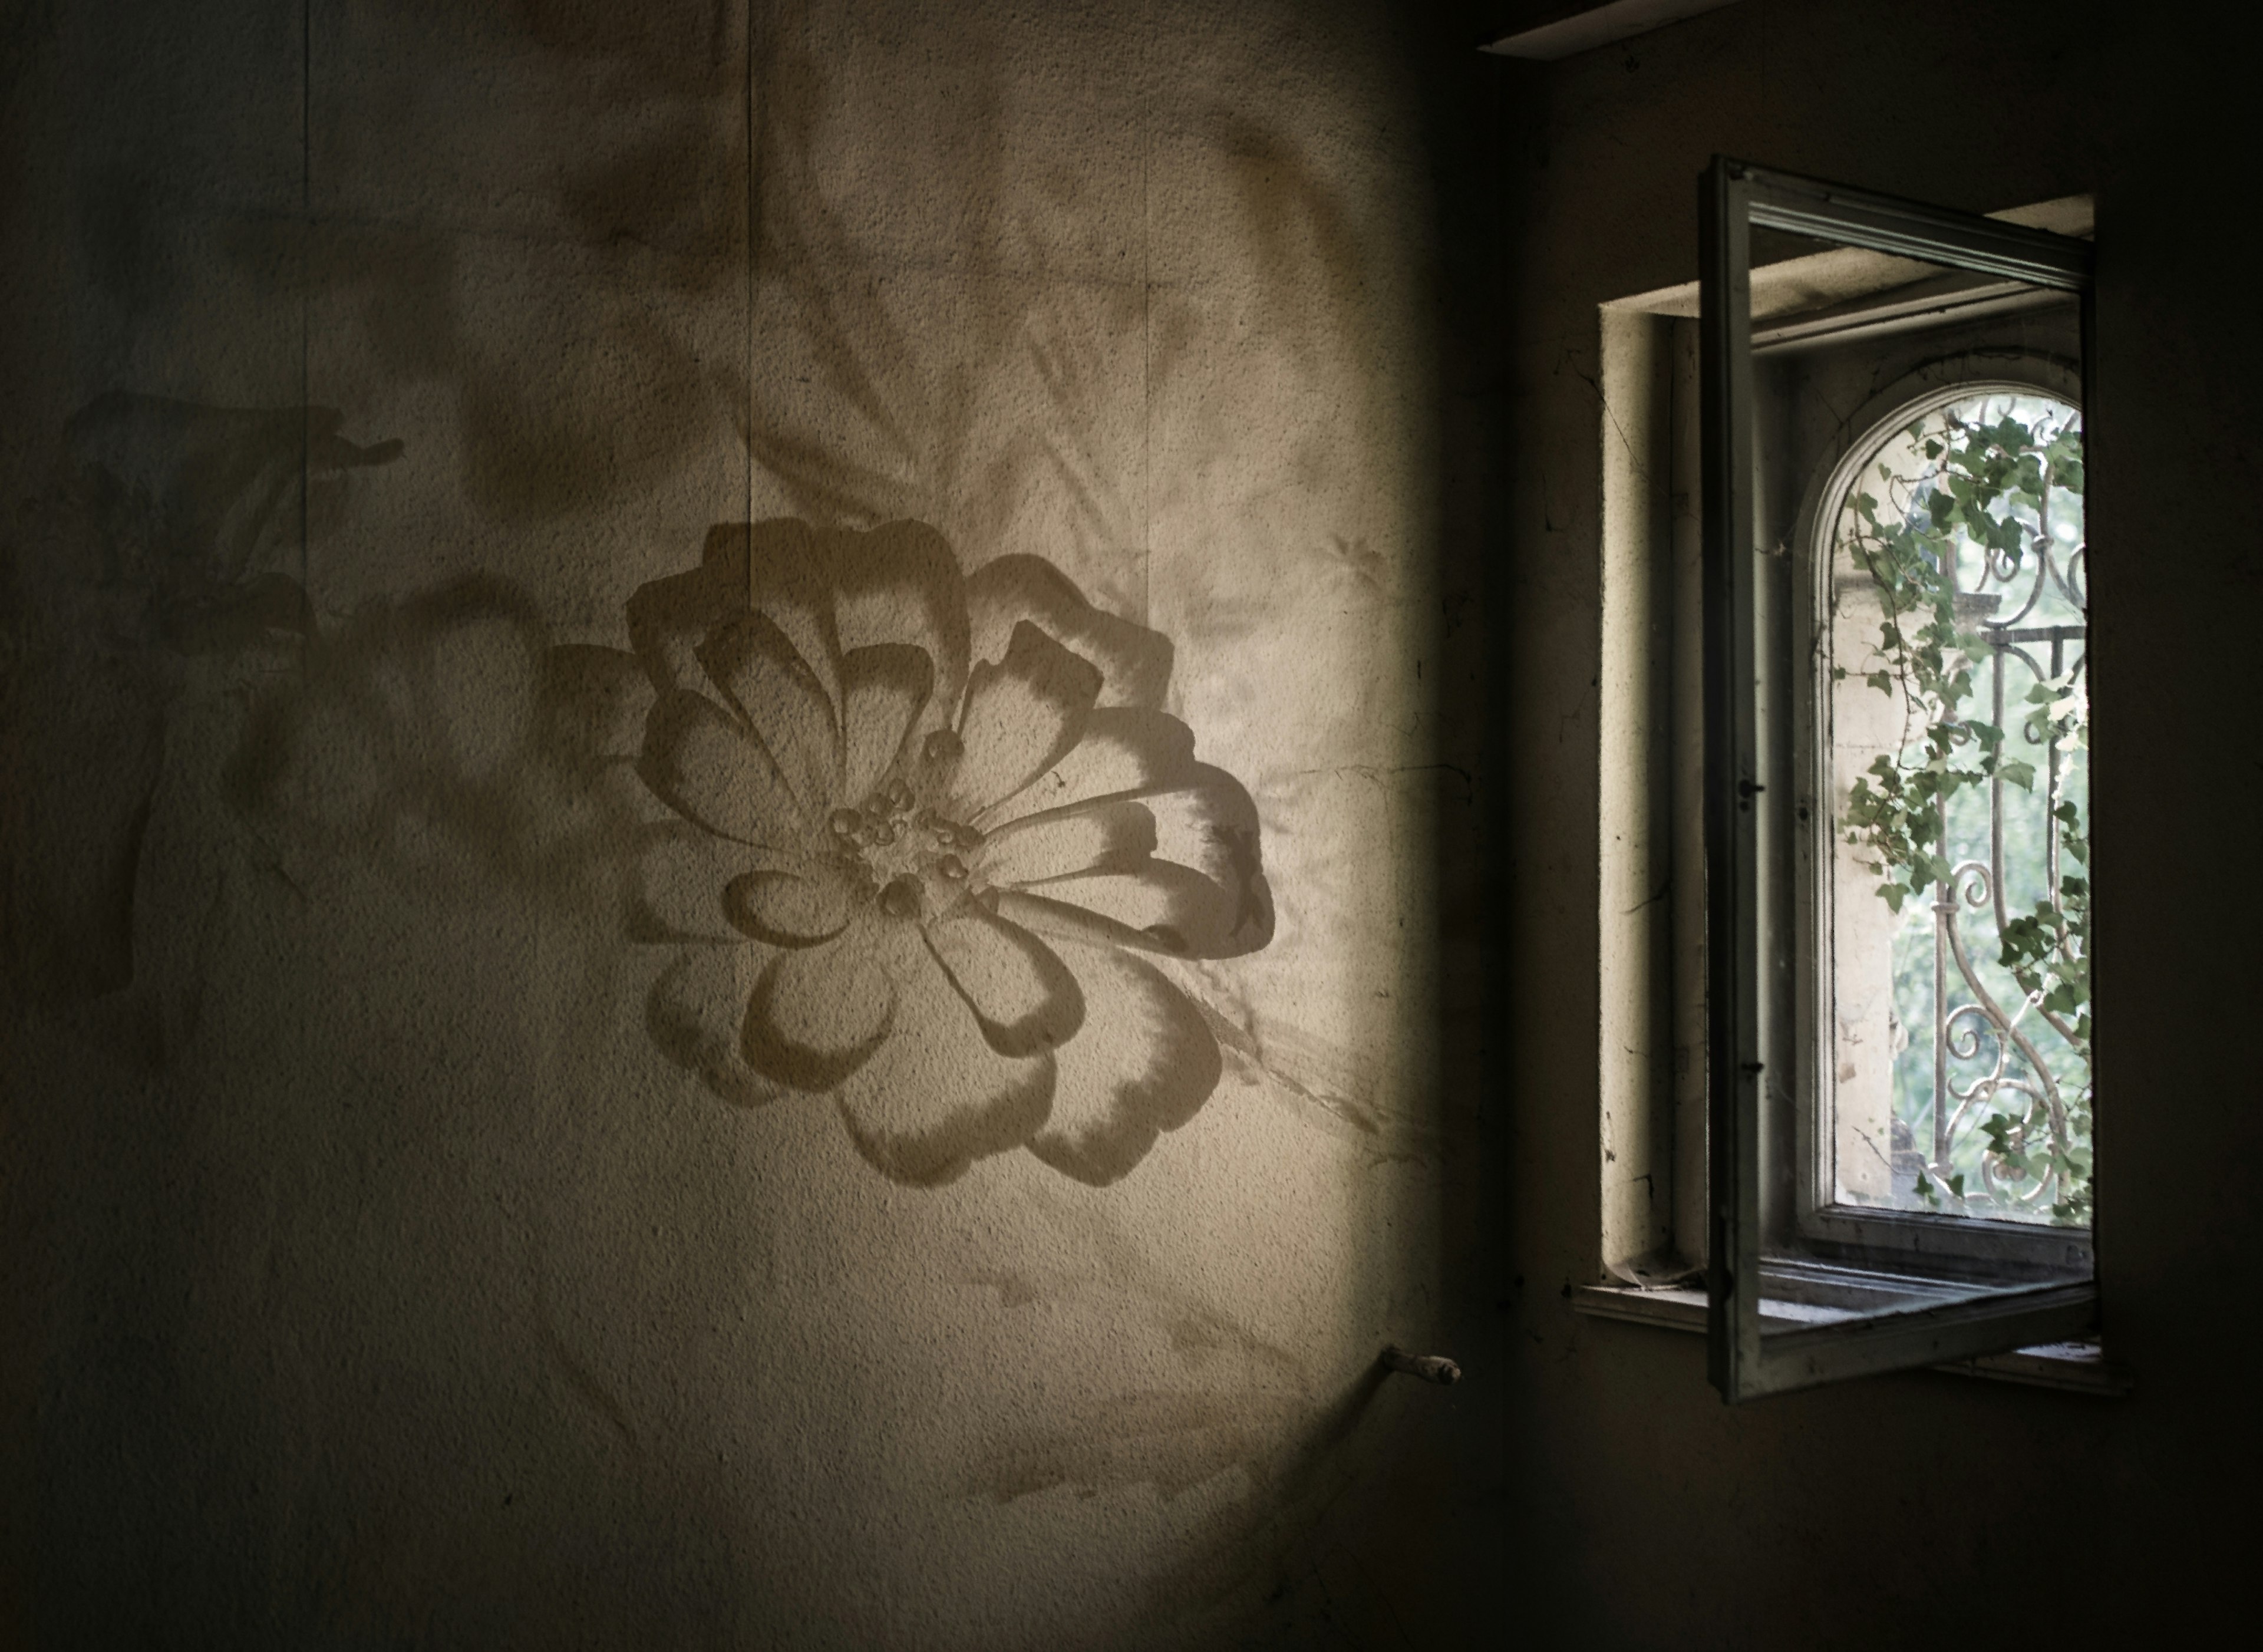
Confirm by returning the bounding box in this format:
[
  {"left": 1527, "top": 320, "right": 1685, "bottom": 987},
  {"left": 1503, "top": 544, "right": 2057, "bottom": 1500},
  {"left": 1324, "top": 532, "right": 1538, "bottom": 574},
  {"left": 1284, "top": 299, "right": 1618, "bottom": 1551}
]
[
  {"left": 1139, "top": 0, "right": 1152, "bottom": 627},
  {"left": 299, "top": 0, "right": 312, "bottom": 657},
  {"left": 745, "top": 0, "right": 759, "bottom": 549}
]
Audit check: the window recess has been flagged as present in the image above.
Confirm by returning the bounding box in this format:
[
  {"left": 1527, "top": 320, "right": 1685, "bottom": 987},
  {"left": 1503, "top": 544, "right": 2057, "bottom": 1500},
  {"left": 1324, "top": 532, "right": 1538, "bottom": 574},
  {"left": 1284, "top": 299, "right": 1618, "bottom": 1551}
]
[{"left": 1587, "top": 163, "right": 2112, "bottom": 1402}]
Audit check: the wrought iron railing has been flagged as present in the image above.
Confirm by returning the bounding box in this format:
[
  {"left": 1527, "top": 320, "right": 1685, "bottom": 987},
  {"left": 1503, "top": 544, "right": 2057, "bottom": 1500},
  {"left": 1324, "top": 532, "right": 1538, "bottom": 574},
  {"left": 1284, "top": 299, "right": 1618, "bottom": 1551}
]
[{"left": 1902, "top": 530, "right": 2089, "bottom": 1218}]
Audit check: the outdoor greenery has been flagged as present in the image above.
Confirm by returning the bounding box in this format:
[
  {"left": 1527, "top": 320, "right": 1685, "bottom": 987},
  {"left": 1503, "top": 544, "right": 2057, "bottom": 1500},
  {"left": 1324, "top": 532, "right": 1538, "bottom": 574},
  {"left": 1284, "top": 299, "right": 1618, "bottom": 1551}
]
[{"left": 1833, "top": 395, "right": 2092, "bottom": 1225}]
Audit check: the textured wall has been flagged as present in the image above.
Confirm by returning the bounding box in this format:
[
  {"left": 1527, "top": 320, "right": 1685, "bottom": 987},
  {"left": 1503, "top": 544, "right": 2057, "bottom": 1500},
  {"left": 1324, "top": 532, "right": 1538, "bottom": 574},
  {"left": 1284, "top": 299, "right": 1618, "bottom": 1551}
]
[{"left": 0, "top": 4, "right": 1489, "bottom": 1645}]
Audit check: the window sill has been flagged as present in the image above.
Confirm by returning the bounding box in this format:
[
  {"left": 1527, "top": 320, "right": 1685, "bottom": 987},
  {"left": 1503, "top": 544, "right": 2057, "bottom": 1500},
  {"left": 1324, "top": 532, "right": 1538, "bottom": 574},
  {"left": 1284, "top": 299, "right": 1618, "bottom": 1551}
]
[{"left": 1571, "top": 1285, "right": 2132, "bottom": 1396}]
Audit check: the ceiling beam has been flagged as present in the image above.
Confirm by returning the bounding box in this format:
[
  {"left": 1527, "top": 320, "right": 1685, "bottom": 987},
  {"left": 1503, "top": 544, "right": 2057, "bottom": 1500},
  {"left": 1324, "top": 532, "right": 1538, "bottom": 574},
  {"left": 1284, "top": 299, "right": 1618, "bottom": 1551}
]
[{"left": 1482, "top": 0, "right": 1746, "bottom": 61}]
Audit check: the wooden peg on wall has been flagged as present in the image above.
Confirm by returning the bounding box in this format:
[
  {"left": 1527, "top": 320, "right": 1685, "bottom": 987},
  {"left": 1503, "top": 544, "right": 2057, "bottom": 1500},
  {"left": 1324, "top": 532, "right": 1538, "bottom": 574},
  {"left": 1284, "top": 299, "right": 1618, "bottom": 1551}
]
[{"left": 1383, "top": 1347, "right": 1462, "bottom": 1385}]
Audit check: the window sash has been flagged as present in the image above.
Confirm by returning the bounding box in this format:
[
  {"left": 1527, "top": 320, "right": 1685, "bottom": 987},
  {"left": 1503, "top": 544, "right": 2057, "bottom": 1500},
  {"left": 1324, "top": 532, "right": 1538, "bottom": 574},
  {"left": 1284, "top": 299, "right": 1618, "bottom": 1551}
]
[{"left": 1698, "top": 157, "right": 2099, "bottom": 1402}]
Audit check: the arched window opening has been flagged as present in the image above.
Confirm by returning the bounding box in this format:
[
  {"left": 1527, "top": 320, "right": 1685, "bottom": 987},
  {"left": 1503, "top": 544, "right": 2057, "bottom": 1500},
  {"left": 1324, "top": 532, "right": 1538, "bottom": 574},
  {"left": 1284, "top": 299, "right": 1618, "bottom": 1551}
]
[{"left": 1823, "top": 390, "right": 2090, "bottom": 1228}]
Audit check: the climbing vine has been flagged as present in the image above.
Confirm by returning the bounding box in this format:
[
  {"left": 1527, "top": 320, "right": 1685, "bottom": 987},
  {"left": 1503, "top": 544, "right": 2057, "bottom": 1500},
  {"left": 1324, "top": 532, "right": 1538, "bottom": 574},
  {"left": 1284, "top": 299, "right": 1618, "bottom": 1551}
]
[{"left": 1834, "top": 400, "right": 2092, "bottom": 1223}]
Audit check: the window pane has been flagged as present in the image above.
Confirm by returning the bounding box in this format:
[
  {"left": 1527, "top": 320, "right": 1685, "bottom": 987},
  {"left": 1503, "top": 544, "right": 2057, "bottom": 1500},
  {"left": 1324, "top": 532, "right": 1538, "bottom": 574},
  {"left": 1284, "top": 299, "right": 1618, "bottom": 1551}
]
[{"left": 1826, "top": 392, "right": 2090, "bottom": 1228}]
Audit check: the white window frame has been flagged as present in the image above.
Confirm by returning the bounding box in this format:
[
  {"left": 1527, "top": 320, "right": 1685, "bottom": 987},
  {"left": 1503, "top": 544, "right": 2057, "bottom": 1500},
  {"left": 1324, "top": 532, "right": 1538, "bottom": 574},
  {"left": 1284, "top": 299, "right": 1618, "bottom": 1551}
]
[{"left": 1580, "top": 161, "right": 2127, "bottom": 1401}]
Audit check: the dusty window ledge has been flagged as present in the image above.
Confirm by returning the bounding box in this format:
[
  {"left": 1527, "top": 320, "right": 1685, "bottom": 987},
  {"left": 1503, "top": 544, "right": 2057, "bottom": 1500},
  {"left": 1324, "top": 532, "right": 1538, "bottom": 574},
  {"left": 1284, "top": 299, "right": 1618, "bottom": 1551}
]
[{"left": 1571, "top": 1285, "right": 2131, "bottom": 1396}]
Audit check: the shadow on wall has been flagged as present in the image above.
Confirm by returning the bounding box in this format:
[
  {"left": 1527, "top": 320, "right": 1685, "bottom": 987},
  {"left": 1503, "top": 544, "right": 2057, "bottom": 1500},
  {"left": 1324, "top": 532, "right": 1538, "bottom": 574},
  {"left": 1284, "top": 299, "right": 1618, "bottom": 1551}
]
[
  {"left": 609, "top": 518, "right": 1274, "bottom": 1187},
  {"left": 743, "top": 6, "right": 1156, "bottom": 616},
  {"left": 1, "top": 393, "right": 400, "bottom": 1001},
  {"left": 965, "top": 1236, "right": 1396, "bottom": 1616},
  {"left": 6, "top": 398, "right": 1275, "bottom": 1192},
  {"left": 722, "top": 5, "right": 1419, "bottom": 1167},
  {"left": 2, "top": 3, "right": 1451, "bottom": 1635}
]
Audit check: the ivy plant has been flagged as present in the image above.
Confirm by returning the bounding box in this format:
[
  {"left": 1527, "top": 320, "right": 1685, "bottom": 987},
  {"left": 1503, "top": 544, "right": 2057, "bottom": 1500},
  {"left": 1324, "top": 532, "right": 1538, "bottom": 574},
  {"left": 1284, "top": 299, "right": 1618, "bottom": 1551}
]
[{"left": 1833, "top": 400, "right": 2092, "bottom": 1224}]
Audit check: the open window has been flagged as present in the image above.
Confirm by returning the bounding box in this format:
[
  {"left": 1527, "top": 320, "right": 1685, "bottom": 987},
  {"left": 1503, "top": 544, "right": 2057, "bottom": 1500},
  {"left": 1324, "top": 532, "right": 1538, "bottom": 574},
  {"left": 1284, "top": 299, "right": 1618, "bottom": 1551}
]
[
  {"left": 1698, "top": 160, "right": 2097, "bottom": 1399},
  {"left": 1580, "top": 162, "right": 2117, "bottom": 1401}
]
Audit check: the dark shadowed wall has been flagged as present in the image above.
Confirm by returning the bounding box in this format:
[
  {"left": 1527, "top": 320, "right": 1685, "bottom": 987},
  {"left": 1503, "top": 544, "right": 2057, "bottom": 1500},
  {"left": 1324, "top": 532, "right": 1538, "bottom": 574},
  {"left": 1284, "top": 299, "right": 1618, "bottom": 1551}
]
[
  {"left": 1, "top": 2, "right": 1497, "bottom": 1646},
  {"left": 1490, "top": 2, "right": 2263, "bottom": 1647}
]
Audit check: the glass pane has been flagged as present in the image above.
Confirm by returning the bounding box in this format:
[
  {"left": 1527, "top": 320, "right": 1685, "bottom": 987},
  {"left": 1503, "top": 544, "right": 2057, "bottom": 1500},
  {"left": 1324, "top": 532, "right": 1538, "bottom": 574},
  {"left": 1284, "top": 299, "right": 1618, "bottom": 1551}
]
[{"left": 1825, "top": 391, "right": 2090, "bottom": 1227}]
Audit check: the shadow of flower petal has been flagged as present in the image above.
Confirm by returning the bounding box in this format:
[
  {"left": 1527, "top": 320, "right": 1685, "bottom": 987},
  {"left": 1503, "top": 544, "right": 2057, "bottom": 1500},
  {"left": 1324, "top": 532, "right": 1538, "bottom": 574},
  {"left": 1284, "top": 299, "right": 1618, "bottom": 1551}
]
[
  {"left": 741, "top": 932, "right": 894, "bottom": 1091},
  {"left": 839, "top": 644, "right": 934, "bottom": 806},
  {"left": 1026, "top": 937, "right": 1222, "bottom": 1185},
  {"left": 626, "top": 524, "right": 752, "bottom": 695},
  {"left": 950, "top": 621, "right": 1103, "bottom": 817},
  {"left": 833, "top": 928, "right": 1054, "bottom": 1185},
  {"left": 694, "top": 609, "right": 843, "bottom": 816},
  {"left": 724, "top": 866, "right": 852, "bottom": 948},
  {"left": 977, "top": 799, "right": 1159, "bottom": 886},
  {"left": 1101, "top": 763, "right": 1276, "bottom": 958},
  {"left": 636, "top": 689, "right": 813, "bottom": 848},
  {"left": 991, "top": 845, "right": 1274, "bottom": 962},
  {"left": 745, "top": 518, "right": 846, "bottom": 717},
  {"left": 969, "top": 707, "right": 1198, "bottom": 830},
  {"left": 922, "top": 902, "right": 1085, "bottom": 1057},
  {"left": 978, "top": 767, "right": 1264, "bottom": 904},
  {"left": 626, "top": 822, "right": 741, "bottom": 942},
  {"left": 822, "top": 519, "right": 970, "bottom": 751},
  {"left": 965, "top": 553, "right": 1173, "bottom": 710},
  {"left": 1134, "top": 764, "right": 1269, "bottom": 913},
  {"left": 645, "top": 947, "right": 784, "bottom": 1109}
]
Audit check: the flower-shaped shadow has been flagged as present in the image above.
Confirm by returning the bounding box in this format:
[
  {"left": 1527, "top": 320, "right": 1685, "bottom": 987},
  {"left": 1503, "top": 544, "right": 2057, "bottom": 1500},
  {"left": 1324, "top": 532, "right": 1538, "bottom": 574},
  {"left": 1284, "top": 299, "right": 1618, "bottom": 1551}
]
[{"left": 629, "top": 520, "right": 1272, "bottom": 1186}]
